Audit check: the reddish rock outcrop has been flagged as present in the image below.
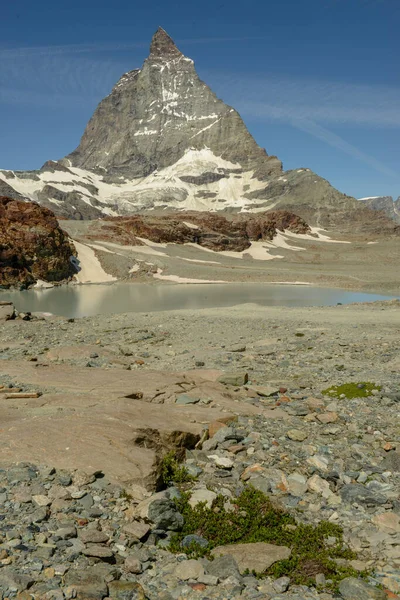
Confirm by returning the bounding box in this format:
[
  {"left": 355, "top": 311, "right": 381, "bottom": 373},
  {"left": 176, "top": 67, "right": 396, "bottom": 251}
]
[
  {"left": 0, "top": 197, "right": 76, "bottom": 288},
  {"left": 91, "top": 210, "right": 310, "bottom": 252}
]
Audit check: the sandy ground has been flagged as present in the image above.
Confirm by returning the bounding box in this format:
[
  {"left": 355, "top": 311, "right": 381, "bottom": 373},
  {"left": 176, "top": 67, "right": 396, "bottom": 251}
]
[{"left": 61, "top": 220, "right": 400, "bottom": 295}]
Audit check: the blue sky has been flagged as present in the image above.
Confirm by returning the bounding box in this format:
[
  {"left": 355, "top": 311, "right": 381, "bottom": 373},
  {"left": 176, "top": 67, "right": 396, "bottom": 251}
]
[{"left": 1, "top": 0, "right": 398, "bottom": 199}]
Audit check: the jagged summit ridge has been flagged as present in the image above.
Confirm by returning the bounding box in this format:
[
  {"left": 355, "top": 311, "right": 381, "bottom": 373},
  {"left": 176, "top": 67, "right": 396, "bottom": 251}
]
[{"left": 149, "top": 27, "right": 183, "bottom": 59}]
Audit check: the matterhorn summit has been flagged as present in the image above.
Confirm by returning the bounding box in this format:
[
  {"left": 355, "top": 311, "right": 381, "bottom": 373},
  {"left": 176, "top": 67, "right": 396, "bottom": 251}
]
[
  {"left": 0, "top": 28, "right": 398, "bottom": 234},
  {"left": 64, "top": 26, "right": 281, "bottom": 181}
]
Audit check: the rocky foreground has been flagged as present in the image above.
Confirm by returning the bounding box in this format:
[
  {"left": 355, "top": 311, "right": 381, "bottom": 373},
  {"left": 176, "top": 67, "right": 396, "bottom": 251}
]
[{"left": 0, "top": 301, "right": 399, "bottom": 599}]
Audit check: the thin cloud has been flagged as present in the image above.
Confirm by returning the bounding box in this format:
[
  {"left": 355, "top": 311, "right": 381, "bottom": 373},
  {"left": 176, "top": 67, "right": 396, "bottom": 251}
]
[
  {"left": 0, "top": 44, "right": 398, "bottom": 179},
  {"left": 208, "top": 72, "right": 400, "bottom": 128},
  {"left": 0, "top": 36, "right": 267, "bottom": 59},
  {"left": 291, "top": 118, "right": 398, "bottom": 178}
]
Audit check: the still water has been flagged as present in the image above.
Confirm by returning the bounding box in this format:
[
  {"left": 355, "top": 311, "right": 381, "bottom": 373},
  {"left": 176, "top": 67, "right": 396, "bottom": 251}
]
[{"left": 1, "top": 283, "right": 398, "bottom": 319}]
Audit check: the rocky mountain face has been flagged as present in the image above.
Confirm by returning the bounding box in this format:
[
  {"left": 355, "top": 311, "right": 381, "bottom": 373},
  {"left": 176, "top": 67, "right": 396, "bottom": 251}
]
[
  {"left": 359, "top": 196, "right": 400, "bottom": 224},
  {"left": 65, "top": 28, "right": 281, "bottom": 182},
  {"left": 86, "top": 210, "right": 311, "bottom": 252},
  {"left": 0, "top": 27, "right": 398, "bottom": 236},
  {"left": 0, "top": 197, "right": 76, "bottom": 288}
]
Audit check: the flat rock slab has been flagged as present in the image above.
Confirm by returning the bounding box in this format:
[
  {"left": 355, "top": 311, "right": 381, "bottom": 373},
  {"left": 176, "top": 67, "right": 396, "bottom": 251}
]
[
  {"left": 211, "top": 542, "right": 291, "bottom": 574},
  {"left": 0, "top": 361, "right": 287, "bottom": 487}
]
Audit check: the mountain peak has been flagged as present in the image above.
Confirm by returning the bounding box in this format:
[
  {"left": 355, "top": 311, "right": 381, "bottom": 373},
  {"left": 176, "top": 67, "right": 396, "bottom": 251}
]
[{"left": 149, "top": 27, "right": 182, "bottom": 60}]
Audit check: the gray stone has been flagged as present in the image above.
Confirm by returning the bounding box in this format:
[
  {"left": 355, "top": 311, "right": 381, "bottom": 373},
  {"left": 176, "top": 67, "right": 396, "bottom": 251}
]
[
  {"left": 181, "top": 534, "right": 209, "bottom": 549},
  {"left": 0, "top": 568, "right": 34, "bottom": 592},
  {"left": 340, "top": 484, "right": 387, "bottom": 506},
  {"left": 207, "top": 554, "right": 242, "bottom": 581},
  {"left": 175, "top": 394, "right": 200, "bottom": 405},
  {"left": 382, "top": 451, "right": 400, "bottom": 473},
  {"left": 273, "top": 576, "right": 291, "bottom": 592},
  {"left": 175, "top": 559, "right": 205, "bottom": 581},
  {"left": 338, "top": 577, "right": 387, "bottom": 599},
  {"left": 211, "top": 542, "right": 291, "bottom": 574},
  {"left": 148, "top": 499, "right": 184, "bottom": 531},
  {"left": 56, "top": 526, "right": 77, "bottom": 540}
]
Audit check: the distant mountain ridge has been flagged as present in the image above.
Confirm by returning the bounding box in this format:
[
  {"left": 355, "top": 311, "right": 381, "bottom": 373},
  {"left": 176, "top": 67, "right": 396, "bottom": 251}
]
[
  {"left": 358, "top": 196, "right": 400, "bottom": 224},
  {"left": 0, "top": 28, "right": 398, "bottom": 236}
]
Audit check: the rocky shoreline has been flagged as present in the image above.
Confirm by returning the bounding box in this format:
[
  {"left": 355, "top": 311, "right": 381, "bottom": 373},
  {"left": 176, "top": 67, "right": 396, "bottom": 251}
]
[{"left": 0, "top": 301, "right": 399, "bottom": 599}]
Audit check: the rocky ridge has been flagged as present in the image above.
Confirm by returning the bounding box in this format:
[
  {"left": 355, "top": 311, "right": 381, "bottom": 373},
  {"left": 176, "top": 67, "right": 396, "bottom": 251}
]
[
  {"left": 0, "top": 197, "right": 76, "bottom": 288},
  {"left": 89, "top": 210, "right": 311, "bottom": 252},
  {"left": 0, "top": 29, "right": 398, "bottom": 236},
  {"left": 359, "top": 196, "right": 400, "bottom": 224}
]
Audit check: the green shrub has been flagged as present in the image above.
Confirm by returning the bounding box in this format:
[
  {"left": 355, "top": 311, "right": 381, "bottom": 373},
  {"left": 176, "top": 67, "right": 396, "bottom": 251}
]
[
  {"left": 159, "top": 451, "right": 194, "bottom": 487},
  {"left": 169, "top": 486, "right": 362, "bottom": 589}
]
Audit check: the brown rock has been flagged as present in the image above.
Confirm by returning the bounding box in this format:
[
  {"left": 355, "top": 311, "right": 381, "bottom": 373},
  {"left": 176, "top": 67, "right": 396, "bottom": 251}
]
[
  {"left": 316, "top": 412, "right": 338, "bottom": 424},
  {"left": 371, "top": 512, "right": 400, "bottom": 534},
  {"left": 0, "top": 196, "right": 76, "bottom": 287},
  {"left": 124, "top": 556, "right": 142, "bottom": 574},
  {"left": 227, "top": 444, "right": 246, "bottom": 454},
  {"left": 208, "top": 421, "right": 228, "bottom": 438},
  {"left": 123, "top": 522, "right": 150, "bottom": 541},
  {"left": 241, "top": 464, "right": 265, "bottom": 480},
  {"left": 306, "top": 397, "right": 325, "bottom": 412},
  {"left": 79, "top": 529, "right": 109, "bottom": 544},
  {"left": 107, "top": 581, "right": 147, "bottom": 599},
  {"left": 82, "top": 544, "right": 114, "bottom": 558}
]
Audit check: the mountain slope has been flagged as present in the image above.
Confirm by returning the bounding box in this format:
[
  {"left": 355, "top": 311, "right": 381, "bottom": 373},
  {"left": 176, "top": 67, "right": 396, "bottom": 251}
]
[
  {"left": 0, "top": 28, "right": 398, "bottom": 236},
  {"left": 359, "top": 196, "right": 400, "bottom": 224}
]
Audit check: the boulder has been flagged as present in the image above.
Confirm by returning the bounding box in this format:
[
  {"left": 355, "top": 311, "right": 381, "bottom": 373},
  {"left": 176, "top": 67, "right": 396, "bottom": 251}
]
[
  {"left": 0, "top": 196, "right": 76, "bottom": 287},
  {"left": 210, "top": 542, "right": 291, "bottom": 574},
  {"left": 0, "top": 302, "right": 15, "bottom": 320}
]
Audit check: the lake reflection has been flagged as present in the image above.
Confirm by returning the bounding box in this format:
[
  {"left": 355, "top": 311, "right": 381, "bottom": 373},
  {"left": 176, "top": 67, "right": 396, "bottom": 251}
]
[{"left": 0, "top": 283, "right": 398, "bottom": 319}]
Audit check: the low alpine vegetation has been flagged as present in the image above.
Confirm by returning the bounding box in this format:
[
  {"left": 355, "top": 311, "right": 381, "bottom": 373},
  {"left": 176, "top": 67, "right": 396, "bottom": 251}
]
[
  {"left": 169, "top": 486, "right": 362, "bottom": 588},
  {"left": 322, "top": 381, "right": 381, "bottom": 399}
]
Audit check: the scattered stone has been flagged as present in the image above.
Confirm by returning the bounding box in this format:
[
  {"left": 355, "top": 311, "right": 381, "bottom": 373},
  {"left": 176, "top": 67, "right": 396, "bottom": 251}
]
[
  {"left": 82, "top": 544, "right": 114, "bottom": 558},
  {"left": 124, "top": 556, "right": 143, "bottom": 574},
  {"left": 217, "top": 372, "right": 248, "bottom": 386},
  {"left": 107, "top": 581, "right": 147, "bottom": 600},
  {"left": 123, "top": 521, "right": 150, "bottom": 541},
  {"left": 181, "top": 534, "right": 209, "bottom": 549},
  {"left": 175, "top": 559, "right": 205, "bottom": 581},
  {"left": 339, "top": 576, "right": 387, "bottom": 599},
  {"left": 79, "top": 529, "right": 109, "bottom": 544},
  {"left": 340, "top": 484, "right": 387, "bottom": 506},
  {"left": 188, "top": 488, "right": 217, "bottom": 509},
  {"left": 287, "top": 429, "right": 308, "bottom": 442},
  {"left": 148, "top": 499, "right": 184, "bottom": 531}
]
